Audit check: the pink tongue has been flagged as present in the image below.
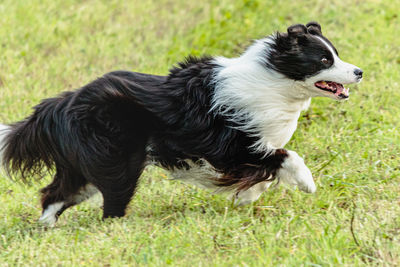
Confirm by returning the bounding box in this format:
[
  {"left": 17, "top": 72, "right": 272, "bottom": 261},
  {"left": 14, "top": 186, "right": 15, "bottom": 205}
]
[{"left": 334, "top": 84, "right": 344, "bottom": 96}]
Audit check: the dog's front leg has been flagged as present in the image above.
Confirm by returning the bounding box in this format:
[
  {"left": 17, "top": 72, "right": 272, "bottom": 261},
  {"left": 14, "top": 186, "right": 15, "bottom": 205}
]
[
  {"left": 232, "top": 150, "right": 316, "bottom": 205},
  {"left": 275, "top": 150, "right": 316, "bottom": 193},
  {"left": 231, "top": 181, "right": 273, "bottom": 206}
]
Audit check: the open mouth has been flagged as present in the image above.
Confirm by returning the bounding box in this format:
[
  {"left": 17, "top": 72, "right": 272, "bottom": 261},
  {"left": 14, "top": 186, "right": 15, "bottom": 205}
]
[{"left": 314, "top": 81, "right": 349, "bottom": 99}]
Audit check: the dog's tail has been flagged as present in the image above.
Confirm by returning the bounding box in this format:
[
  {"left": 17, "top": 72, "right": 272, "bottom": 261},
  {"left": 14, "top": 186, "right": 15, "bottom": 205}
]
[
  {"left": 0, "top": 72, "right": 159, "bottom": 181},
  {"left": 0, "top": 96, "right": 70, "bottom": 181},
  {"left": 0, "top": 124, "right": 11, "bottom": 166}
]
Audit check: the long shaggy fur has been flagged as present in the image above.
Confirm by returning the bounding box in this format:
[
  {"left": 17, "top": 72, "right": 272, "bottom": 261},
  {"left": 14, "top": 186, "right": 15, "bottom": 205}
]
[{"left": 0, "top": 22, "right": 362, "bottom": 224}]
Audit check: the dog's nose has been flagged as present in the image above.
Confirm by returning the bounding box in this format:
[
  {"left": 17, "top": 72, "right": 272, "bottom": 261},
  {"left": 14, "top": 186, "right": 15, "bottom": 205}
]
[{"left": 354, "top": 68, "right": 363, "bottom": 78}]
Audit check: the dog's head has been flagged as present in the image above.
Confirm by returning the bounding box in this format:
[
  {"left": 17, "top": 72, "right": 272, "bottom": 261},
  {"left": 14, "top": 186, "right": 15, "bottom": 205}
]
[{"left": 267, "top": 22, "right": 362, "bottom": 100}]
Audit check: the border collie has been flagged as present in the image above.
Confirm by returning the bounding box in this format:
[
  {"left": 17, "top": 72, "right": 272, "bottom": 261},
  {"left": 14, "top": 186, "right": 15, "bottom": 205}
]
[{"left": 0, "top": 22, "right": 362, "bottom": 226}]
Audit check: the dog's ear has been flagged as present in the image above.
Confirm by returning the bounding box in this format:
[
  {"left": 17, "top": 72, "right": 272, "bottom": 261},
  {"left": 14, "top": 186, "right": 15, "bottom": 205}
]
[
  {"left": 306, "top": 21, "right": 322, "bottom": 36},
  {"left": 287, "top": 24, "right": 307, "bottom": 38}
]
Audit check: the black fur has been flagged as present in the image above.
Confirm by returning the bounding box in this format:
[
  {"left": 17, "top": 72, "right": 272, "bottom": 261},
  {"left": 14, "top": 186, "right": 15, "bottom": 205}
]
[
  {"left": 266, "top": 22, "right": 337, "bottom": 80},
  {"left": 2, "top": 56, "right": 289, "bottom": 219}
]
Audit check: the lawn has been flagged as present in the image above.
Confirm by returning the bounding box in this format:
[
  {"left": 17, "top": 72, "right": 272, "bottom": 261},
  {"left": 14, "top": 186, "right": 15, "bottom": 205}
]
[{"left": 0, "top": 0, "right": 399, "bottom": 266}]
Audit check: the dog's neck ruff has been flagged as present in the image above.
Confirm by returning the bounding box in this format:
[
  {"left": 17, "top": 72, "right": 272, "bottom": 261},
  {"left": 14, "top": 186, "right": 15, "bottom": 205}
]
[{"left": 211, "top": 37, "right": 311, "bottom": 154}]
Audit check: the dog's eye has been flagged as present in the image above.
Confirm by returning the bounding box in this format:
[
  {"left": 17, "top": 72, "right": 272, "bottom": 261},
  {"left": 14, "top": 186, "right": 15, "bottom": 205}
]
[{"left": 321, "top": 57, "right": 329, "bottom": 64}]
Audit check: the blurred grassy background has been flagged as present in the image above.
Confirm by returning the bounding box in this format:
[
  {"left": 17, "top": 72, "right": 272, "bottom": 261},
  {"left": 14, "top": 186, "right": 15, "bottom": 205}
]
[{"left": 0, "top": 0, "right": 399, "bottom": 266}]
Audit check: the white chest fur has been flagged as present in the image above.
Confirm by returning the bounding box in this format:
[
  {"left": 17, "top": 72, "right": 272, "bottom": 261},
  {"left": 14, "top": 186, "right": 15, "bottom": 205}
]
[
  {"left": 211, "top": 53, "right": 311, "bottom": 153},
  {"left": 254, "top": 98, "right": 311, "bottom": 150}
]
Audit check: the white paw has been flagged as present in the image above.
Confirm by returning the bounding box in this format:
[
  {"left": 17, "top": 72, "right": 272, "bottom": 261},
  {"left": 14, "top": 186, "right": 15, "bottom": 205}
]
[
  {"left": 230, "top": 181, "right": 272, "bottom": 206},
  {"left": 276, "top": 151, "right": 316, "bottom": 193},
  {"left": 38, "top": 202, "right": 64, "bottom": 227}
]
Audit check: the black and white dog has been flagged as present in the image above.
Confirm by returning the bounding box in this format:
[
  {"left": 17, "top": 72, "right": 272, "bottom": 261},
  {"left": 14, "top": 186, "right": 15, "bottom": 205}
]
[{"left": 0, "top": 22, "right": 362, "bottom": 226}]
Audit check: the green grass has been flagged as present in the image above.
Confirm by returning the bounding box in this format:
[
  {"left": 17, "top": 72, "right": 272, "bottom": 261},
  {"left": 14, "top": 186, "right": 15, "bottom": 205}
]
[{"left": 0, "top": 0, "right": 399, "bottom": 266}]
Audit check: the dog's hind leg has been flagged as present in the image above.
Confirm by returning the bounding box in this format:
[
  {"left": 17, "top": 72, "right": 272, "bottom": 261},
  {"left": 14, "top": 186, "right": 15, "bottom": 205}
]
[
  {"left": 39, "top": 168, "right": 98, "bottom": 226},
  {"left": 39, "top": 183, "right": 99, "bottom": 226},
  {"left": 89, "top": 148, "right": 147, "bottom": 219}
]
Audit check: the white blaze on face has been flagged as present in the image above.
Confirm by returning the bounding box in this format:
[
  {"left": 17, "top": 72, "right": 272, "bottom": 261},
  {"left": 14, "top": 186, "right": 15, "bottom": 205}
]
[{"left": 309, "top": 36, "right": 361, "bottom": 85}]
